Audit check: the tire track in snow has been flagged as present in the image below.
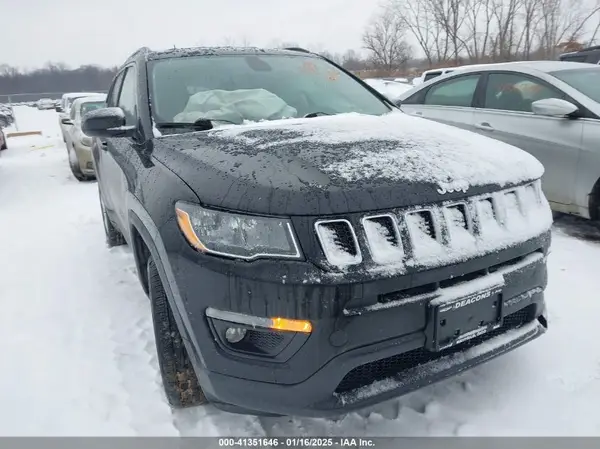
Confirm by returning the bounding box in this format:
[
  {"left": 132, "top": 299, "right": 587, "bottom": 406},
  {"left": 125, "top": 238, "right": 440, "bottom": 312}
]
[
  {"left": 0, "top": 145, "right": 136, "bottom": 435},
  {"left": 102, "top": 247, "right": 181, "bottom": 436}
]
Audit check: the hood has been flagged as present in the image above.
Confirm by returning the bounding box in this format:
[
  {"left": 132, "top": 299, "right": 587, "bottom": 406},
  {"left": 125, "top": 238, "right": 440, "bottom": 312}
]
[{"left": 151, "top": 111, "right": 544, "bottom": 216}]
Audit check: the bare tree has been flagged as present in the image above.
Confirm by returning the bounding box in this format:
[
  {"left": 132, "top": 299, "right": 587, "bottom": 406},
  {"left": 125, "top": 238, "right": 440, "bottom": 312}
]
[
  {"left": 341, "top": 49, "right": 369, "bottom": 70},
  {"left": 461, "top": 0, "right": 494, "bottom": 62},
  {"left": 373, "top": 0, "right": 600, "bottom": 68},
  {"left": 428, "top": 0, "right": 470, "bottom": 63},
  {"left": 537, "top": 0, "right": 600, "bottom": 58},
  {"left": 488, "top": 0, "right": 523, "bottom": 61},
  {"left": 363, "top": 8, "right": 412, "bottom": 70},
  {"left": 519, "top": 0, "right": 544, "bottom": 59},
  {"left": 389, "top": 0, "right": 448, "bottom": 65}
]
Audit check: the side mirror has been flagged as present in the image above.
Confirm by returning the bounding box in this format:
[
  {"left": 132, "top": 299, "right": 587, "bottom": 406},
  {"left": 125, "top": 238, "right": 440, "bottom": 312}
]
[
  {"left": 531, "top": 98, "right": 578, "bottom": 117},
  {"left": 82, "top": 107, "right": 136, "bottom": 138},
  {"left": 61, "top": 118, "right": 73, "bottom": 125},
  {"left": 55, "top": 106, "right": 63, "bottom": 113}
]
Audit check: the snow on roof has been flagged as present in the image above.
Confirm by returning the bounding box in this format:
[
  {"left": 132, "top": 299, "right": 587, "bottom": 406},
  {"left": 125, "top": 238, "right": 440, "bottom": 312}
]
[
  {"left": 210, "top": 111, "right": 545, "bottom": 193},
  {"left": 62, "top": 92, "right": 103, "bottom": 99},
  {"left": 71, "top": 96, "right": 107, "bottom": 110},
  {"left": 145, "top": 46, "right": 310, "bottom": 61}
]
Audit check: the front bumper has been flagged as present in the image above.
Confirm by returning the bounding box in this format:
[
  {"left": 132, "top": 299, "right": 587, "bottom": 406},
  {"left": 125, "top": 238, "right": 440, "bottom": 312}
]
[
  {"left": 162, "top": 219, "right": 550, "bottom": 417},
  {"left": 72, "top": 141, "right": 96, "bottom": 176}
]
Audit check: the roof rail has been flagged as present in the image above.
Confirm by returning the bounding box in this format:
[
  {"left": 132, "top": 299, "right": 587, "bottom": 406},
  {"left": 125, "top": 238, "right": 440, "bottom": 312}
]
[
  {"left": 283, "top": 47, "right": 312, "bottom": 53},
  {"left": 126, "top": 47, "right": 151, "bottom": 61},
  {"left": 580, "top": 45, "right": 600, "bottom": 52}
]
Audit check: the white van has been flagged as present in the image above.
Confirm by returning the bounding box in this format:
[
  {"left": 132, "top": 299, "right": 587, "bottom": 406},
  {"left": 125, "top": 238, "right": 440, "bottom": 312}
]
[{"left": 412, "top": 63, "right": 498, "bottom": 86}]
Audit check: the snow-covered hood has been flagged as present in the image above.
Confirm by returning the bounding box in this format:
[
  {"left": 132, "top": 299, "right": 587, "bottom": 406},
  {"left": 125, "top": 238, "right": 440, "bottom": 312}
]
[{"left": 151, "top": 111, "right": 545, "bottom": 216}]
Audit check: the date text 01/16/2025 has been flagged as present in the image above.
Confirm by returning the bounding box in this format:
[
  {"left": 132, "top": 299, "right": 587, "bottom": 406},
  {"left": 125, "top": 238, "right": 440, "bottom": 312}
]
[{"left": 218, "top": 438, "right": 376, "bottom": 447}]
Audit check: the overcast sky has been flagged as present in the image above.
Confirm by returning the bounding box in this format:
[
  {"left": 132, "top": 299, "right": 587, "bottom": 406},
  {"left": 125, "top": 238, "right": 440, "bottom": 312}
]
[{"left": 2, "top": 0, "right": 380, "bottom": 69}]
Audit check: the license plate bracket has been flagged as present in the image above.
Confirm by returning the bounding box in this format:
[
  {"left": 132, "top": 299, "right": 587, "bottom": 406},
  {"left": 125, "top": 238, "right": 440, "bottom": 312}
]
[{"left": 426, "top": 285, "right": 503, "bottom": 352}]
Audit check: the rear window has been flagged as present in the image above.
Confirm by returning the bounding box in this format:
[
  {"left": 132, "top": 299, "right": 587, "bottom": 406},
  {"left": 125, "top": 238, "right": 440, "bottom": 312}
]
[
  {"left": 560, "top": 54, "right": 588, "bottom": 62},
  {"left": 81, "top": 101, "right": 105, "bottom": 116}
]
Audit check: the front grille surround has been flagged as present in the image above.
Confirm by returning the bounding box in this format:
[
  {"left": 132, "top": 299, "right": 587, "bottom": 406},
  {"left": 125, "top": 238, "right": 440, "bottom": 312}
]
[
  {"left": 315, "top": 182, "right": 547, "bottom": 269},
  {"left": 361, "top": 214, "right": 404, "bottom": 264},
  {"left": 314, "top": 219, "right": 363, "bottom": 267}
]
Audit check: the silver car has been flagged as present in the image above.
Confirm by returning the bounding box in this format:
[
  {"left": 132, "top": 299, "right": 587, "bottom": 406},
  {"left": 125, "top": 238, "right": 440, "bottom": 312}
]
[
  {"left": 62, "top": 95, "right": 107, "bottom": 181},
  {"left": 57, "top": 92, "right": 103, "bottom": 142},
  {"left": 395, "top": 61, "right": 600, "bottom": 221}
]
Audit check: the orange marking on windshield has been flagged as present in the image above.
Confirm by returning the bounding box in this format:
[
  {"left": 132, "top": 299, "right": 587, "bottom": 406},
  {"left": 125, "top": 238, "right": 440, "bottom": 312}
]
[{"left": 302, "top": 62, "right": 318, "bottom": 73}]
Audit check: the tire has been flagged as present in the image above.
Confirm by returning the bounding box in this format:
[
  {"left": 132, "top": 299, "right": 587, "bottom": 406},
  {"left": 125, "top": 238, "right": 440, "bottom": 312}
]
[
  {"left": 147, "top": 257, "right": 207, "bottom": 408},
  {"left": 98, "top": 187, "right": 126, "bottom": 247},
  {"left": 0, "top": 141, "right": 6, "bottom": 151},
  {"left": 68, "top": 144, "right": 87, "bottom": 181}
]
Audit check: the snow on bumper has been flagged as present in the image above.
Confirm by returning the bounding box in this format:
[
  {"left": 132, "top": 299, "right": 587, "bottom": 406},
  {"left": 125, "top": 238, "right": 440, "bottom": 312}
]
[{"left": 338, "top": 319, "right": 546, "bottom": 407}]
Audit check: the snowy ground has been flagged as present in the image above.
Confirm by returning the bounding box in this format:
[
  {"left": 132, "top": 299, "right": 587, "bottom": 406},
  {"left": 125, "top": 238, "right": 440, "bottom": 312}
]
[{"left": 1, "top": 106, "right": 600, "bottom": 436}]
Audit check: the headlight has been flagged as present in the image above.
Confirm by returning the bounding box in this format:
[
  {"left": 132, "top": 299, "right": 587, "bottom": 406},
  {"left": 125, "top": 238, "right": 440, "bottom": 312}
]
[
  {"left": 175, "top": 201, "right": 303, "bottom": 260},
  {"left": 80, "top": 135, "right": 93, "bottom": 146}
]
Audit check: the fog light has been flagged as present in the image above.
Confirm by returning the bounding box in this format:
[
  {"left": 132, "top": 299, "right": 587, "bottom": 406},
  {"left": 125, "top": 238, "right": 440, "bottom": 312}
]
[{"left": 225, "top": 327, "right": 247, "bottom": 343}]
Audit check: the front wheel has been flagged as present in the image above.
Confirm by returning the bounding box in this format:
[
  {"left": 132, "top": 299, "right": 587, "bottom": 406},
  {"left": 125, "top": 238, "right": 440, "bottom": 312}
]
[
  {"left": 148, "top": 257, "right": 207, "bottom": 408},
  {"left": 68, "top": 144, "right": 87, "bottom": 182}
]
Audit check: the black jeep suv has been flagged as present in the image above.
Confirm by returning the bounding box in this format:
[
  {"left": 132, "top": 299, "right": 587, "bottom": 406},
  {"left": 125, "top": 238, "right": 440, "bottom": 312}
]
[{"left": 83, "top": 46, "right": 552, "bottom": 417}]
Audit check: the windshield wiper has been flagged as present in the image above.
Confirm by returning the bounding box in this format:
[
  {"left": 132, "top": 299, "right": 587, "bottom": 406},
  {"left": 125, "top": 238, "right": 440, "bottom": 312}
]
[
  {"left": 303, "top": 112, "right": 332, "bottom": 118},
  {"left": 156, "top": 117, "right": 238, "bottom": 131}
]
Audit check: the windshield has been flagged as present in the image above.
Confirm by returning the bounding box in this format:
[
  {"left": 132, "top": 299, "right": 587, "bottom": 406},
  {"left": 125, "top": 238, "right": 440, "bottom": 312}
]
[
  {"left": 148, "top": 54, "right": 390, "bottom": 125},
  {"left": 67, "top": 97, "right": 83, "bottom": 108},
  {"left": 80, "top": 101, "right": 105, "bottom": 116},
  {"left": 550, "top": 68, "right": 600, "bottom": 103}
]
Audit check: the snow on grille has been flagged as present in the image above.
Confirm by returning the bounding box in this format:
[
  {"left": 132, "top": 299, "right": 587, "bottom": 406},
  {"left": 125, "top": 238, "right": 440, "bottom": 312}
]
[
  {"left": 315, "top": 220, "right": 362, "bottom": 268},
  {"left": 444, "top": 203, "right": 476, "bottom": 251},
  {"left": 362, "top": 215, "right": 404, "bottom": 264},
  {"left": 315, "top": 181, "right": 552, "bottom": 272},
  {"left": 405, "top": 210, "right": 445, "bottom": 260}
]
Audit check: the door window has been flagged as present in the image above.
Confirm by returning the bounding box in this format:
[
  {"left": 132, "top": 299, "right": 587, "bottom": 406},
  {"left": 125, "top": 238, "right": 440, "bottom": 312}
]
[
  {"left": 107, "top": 72, "right": 125, "bottom": 107},
  {"left": 484, "top": 73, "right": 564, "bottom": 113},
  {"left": 424, "top": 75, "right": 481, "bottom": 107},
  {"left": 117, "top": 67, "right": 138, "bottom": 126}
]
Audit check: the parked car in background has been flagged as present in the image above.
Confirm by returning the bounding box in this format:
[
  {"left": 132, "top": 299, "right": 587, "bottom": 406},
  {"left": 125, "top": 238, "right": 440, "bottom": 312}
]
[
  {"left": 62, "top": 94, "right": 106, "bottom": 181},
  {"left": 82, "top": 45, "right": 551, "bottom": 417},
  {"left": 56, "top": 92, "right": 103, "bottom": 142},
  {"left": 0, "top": 104, "right": 14, "bottom": 128},
  {"left": 559, "top": 45, "right": 600, "bottom": 64},
  {"left": 396, "top": 60, "right": 600, "bottom": 221},
  {"left": 412, "top": 63, "right": 499, "bottom": 86},
  {"left": 0, "top": 127, "right": 6, "bottom": 151},
  {"left": 36, "top": 98, "right": 56, "bottom": 110},
  {"left": 363, "top": 78, "right": 414, "bottom": 102},
  {"left": 412, "top": 67, "right": 457, "bottom": 86}
]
